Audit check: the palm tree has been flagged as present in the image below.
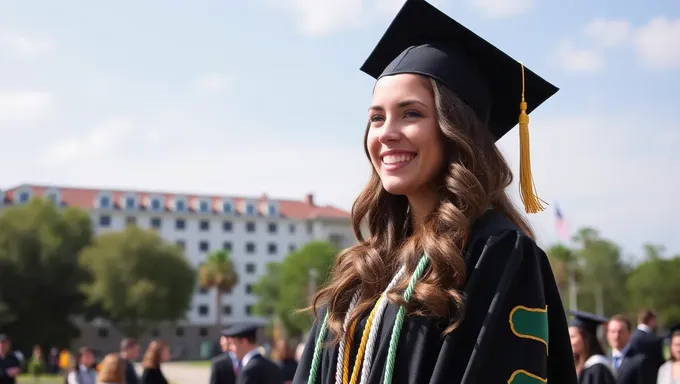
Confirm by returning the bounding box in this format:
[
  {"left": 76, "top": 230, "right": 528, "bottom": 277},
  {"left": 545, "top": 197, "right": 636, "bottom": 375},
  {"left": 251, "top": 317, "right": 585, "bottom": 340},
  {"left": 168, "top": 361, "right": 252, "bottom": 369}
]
[{"left": 199, "top": 250, "right": 239, "bottom": 332}]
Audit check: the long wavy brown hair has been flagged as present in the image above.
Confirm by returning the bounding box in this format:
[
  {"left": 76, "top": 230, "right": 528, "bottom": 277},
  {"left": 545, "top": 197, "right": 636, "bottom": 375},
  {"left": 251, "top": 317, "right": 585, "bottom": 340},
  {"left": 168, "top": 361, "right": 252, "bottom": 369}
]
[
  {"left": 311, "top": 76, "right": 534, "bottom": 344},
  {"left": 97, "top": 353, "right": 126, "bottom": 383},
  {"left": 141, "top": 340, "right": 166, "bottom": 369}
]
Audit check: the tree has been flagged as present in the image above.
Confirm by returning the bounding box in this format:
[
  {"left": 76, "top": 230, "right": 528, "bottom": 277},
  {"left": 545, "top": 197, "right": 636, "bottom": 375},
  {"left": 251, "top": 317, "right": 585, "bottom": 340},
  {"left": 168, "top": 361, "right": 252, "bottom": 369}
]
[
  {"left": 627, "top": 247, "right": 680, "bottom": 325},
  {"left": 0, "top": 198, "right": 93, "bottom": 349},
  {"left": 198, "top": 249, "right": 238, "bottom": 332},
  {"left": 79, "top": 226, "right": 196, "bottom": 338},
  {"left": 253, "top": 241, "right": 338, "bottom": 339}
]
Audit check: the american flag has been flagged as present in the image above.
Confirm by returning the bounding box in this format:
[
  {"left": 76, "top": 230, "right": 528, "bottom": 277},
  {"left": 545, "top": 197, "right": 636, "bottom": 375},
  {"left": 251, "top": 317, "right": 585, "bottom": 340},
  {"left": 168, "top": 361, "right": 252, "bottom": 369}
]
[{"left": 555, "top": 204, "right": 570, "bottom": 242}]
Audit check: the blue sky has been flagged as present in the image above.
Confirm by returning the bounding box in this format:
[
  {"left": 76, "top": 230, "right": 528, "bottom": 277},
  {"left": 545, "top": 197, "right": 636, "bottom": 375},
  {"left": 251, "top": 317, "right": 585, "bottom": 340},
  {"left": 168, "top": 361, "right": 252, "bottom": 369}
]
[{"left": 1, "top": 0, "right": 679, "bottom": 260}]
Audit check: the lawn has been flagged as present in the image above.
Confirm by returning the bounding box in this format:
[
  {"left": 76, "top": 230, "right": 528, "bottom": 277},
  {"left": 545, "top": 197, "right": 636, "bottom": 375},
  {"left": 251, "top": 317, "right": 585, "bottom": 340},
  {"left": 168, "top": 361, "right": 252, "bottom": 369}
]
[
  {"left": 17, "top": 374, "right": 62, "bottom": 384},
  {"left": 181, "top": 359, "right": 212, "bottom": 367}
]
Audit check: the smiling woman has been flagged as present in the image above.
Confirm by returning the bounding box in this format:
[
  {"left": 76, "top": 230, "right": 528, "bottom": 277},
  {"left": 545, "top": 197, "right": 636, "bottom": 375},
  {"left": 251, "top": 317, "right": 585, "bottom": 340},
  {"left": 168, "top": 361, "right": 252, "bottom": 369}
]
[{"left": 292, "top": 0, "right": 577, "bottom": 383}]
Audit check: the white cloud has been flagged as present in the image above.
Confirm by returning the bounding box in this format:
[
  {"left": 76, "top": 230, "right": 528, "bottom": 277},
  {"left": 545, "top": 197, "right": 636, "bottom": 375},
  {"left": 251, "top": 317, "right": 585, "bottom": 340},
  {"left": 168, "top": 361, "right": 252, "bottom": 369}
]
[
  {"left": 553, "top": 41, "right": 606, "bottom": 72},
  {"left": 194, "top": 73, "right": 228, "bottom": 93},
  {"left": 0, "top": 32, "right": 54, "bottom": 58},
  {"left": 40, "top": 119, "right": 136, "bottom": 166},
  {"left": 583, "top": 19, "right": 631, "bottom": 47},
  {"left": 0, "top": 91, "right": 53, "bottom": 128},
  {"left": 632, "top": 17, "right": 680, "bottom": 69},
  {"left": 468, "top": 0, "right": 535, "bottom": 18}
]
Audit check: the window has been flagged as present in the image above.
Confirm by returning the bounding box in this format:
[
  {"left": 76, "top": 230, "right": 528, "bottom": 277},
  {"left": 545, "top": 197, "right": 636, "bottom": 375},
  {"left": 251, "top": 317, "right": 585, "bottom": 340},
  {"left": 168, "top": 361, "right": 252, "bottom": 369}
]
[
  {"left": 99, "top": 195, "right": 111, "bottom": 209},
  {"left": 175, "top": 219, "right": 185, "bottom": 230},
  {"left": 125, "top": 196, "right": 136, "bottom": 210},
  {"left": 199, "top": 287, "right": 209, "bottom": 294},
  {"left": 246, "top": 203, "right": 256, "bottom": 216},
  {"left": 198, "top": 305, "right": 209, "bottom": 316},
  {"left": 199, "top": 220, "right": 210, "bottom": 231},
  {"left": 176, "top": 327, "right": 184, "bottom": 337},
  {"left": 222, "top": 221, "right": 232, "bottom": 232},
  {"left": 18, "top": 191, "right": 30, "bottom": 203},
  {"left": 268, "top": 204, "right": 277, "bottom": 216},
  {"left": 199, "top": 200, "right": 210, "bottom": 213},
  {"left": 288, "top": 244, "right": 296, "bottom": 252},
  {"left": 289, "top": 224, "right": 296, "bottom": 234},
  {"left": 267, "top": 223, "right": 277, "bottom": 234},
  {"left": 175, "top": 199, "right": 186, "bottom": 212},
  {"left": 150, "top": 217, "right": 162, "bottom": 229},
  {"left": 223, "top": 305, "right": 232, "bottom": 315},
  {"left": 268, "top": 243, "right": 277, "bottom": 255},
  {"left": 245, "top": 284, "right": 253, "bottom": 294},
  {"left": 246, "top": 222, "right": 255, "bottom": 233},
  {"left": 245, "top": 263, "right": 256, "bottom": 274},
  {"left": 199, "top": 241, "right": 209, "bottom": 252},
  {"left": 245, "top": 305, "right": 253, "bottom": 316},
  {"left": 99, "top": 215, "right": 111, "bottom": 227},
  {"left": 222, "top": 201, "right": 233, "bottom": 214},
  {"left": 176, "top": 240, "right": 185, "bottom": 250},
  {"left": 97, "top": 328, "right": 109, "bottom": 338},
  {"left": 150, "top": 198, "right": 162, "bottom": 211},
  {"left": 306, "top": 221, "right": 314, "bottom": 234},
  {"left": 46, "top": 192, "right": 59, "bottom": 205},
  {"left": 223, "top": 242, "right": 232, "bottom": 252},
  {"left": 246, "top": 242, "right": 255, "bottom": 254},
  {"left": 199, "top": 327, "right": 209, "bottom": 337}
]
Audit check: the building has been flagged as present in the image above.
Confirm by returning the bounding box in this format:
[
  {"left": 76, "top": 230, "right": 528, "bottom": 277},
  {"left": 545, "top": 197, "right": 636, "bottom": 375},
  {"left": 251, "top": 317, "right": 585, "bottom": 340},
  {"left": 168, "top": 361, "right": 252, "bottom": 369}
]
[{"left": 0, "top": 183, "right": 353, "bottom": 358}]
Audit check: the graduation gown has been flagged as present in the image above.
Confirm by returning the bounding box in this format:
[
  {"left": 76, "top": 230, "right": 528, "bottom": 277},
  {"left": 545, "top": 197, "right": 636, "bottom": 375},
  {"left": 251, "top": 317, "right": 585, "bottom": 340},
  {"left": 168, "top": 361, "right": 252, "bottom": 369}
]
[
  {"left": 579, "top": 355, "right": 616, "bottom": 384},
  {"left": 293, "top": 210, "right": 578, "bottom": 384}
]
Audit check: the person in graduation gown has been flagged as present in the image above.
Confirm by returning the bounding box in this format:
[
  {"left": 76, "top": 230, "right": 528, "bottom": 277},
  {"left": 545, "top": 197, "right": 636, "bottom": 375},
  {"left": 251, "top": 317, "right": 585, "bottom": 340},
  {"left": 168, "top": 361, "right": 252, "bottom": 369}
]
[
  {"left": 606, "top": 315, "right": 655, "bottom": 384},
  {"left": 140, "top": 340, "right": 169, "bottom": 384},
  {"left": 210, "top": 330, "right": 237, "bottom": 384},
  {"left": 291, "top": 1, "right": 577, "bottom": 384},
  {"left": 569, "top": 311, "right": 616, "bottom": 384},
  {"left": 223, "top": 323, "right": 283, "bottom": 384},
  {"left": 629, "top": 309, "right": 665, "bottom": 381}
]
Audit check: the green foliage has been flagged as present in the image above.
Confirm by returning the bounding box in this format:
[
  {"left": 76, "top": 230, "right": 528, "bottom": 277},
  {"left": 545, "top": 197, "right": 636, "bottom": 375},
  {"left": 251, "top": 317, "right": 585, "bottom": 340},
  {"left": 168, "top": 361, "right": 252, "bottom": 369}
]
[
  {"left": 198, "top": 249, "right": 238, "bottom": 328},
  {"left": 79, "top": 226, "right": 196, "bottom": 338},
  {"left": 252, "top": 241, "right": 338, "bottom": 339},
  {"left": 626, "top": 249, "right": 680, "bottom": 325},
  {"left": 0, "top": 198, "right": 93, "bottom": 348},
  {"left": 27, "top": 356, "right": 45, "bottom": 376}
]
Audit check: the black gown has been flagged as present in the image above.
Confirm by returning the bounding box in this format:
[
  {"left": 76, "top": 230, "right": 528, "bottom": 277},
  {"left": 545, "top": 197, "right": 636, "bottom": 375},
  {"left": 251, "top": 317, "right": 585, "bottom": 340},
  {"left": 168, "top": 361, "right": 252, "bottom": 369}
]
[
  {"left": 579, "top": 360, "right": 616, "bottom": 384},
  {"left": 293, "top": 209, "right": 578, "bottom": 384}
]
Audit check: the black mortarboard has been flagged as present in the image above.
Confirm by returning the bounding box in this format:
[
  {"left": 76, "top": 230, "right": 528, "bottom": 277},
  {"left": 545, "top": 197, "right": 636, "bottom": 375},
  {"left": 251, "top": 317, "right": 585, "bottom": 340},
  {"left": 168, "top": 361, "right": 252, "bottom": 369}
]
[
  {"left": 222, "top": 323, "right": 261, "bottom": 339},
  {"left": 360, "top": 0, "right": 558, "bottom": 214},
  {"left": 568, "top": 310, "right": 608, "bottom": 336},
  {"left": 667, "top": 323, "right": 680, "bottom": 338},
  {"left": 0, "top": 334, "right": 8, "bottom": 342}
]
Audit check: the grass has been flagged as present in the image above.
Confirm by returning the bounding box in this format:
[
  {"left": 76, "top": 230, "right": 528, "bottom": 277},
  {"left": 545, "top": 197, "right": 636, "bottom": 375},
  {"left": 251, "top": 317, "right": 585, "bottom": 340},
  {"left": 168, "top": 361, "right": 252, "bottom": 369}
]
[
  {"left": 180, "top": 360, "right": 212, "bottom": 367},
  {"left": 17, "top": 374, "right": 62, "bottom": 384}
]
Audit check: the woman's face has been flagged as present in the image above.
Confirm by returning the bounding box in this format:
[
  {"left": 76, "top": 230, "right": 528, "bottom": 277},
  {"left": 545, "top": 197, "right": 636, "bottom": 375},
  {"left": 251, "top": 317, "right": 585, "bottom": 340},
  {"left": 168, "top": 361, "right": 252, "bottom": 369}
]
[
  {"left": 671, "top": 334, "right": 680, "bottom": 361},
  {"left": 569, "top": 327, "right": 584, "bottom": 355},
  {"left": 366, "top": 74, "right": 444, "bottom": 199},
  {"left": 81, "top": 351, "right": 95, "bottom": 367}
]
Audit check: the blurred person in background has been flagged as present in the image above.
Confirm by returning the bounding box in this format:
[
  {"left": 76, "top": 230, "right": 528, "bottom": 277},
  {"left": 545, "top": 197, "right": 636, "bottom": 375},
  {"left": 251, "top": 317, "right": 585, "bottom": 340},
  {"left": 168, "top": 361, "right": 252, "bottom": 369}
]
[
  {"left": 119, "top": 338, "right": 140, "bottom": 384},
  {"left": 629, "top": 309, "right": 665, "bottom": 382},
  {"left": 569, "top": 311, "right": 615, "bottom": 384},
  {"left": 0, "top": 335, "right": 21, "bottom": 384},
  {"left": 273, "top": 339, "right": 297, "bottom": 384},
  {"left": 223, "top": 323, "right": 282, "bottom": 384},
  {"left": 97, "top": 354, "right": 126, "bottom": 384},
  {"left": 209, "top": 330, "right": 236, "bottom": 384},
  {"left": 66, "top": 347, "right": 97, "bottom": 384},
  {"left": 140, "top": 340, "right": 169, "bottom": 384},
  {"left": 27, "top": 345, "right": 45, "bottom": 383},
  {"left": 607, "top": 314, "right": 655, "bottom": 384},
  {"left": 656, "top": 325, "right": 680, "bottom": 384}
]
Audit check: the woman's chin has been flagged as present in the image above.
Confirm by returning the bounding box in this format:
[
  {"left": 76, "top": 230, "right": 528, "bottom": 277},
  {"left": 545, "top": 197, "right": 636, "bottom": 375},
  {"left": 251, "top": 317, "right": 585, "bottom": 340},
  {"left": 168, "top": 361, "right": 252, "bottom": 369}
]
[{"left": 381, "top": 179, "right": 413, "bottom": 196}]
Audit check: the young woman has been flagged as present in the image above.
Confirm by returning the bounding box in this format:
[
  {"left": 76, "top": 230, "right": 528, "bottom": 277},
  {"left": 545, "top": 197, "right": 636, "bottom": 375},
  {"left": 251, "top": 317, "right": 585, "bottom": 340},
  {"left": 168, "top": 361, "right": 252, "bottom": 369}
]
[
  {"left": 292, "top": 1, "right": 577, "bottom": 383},
  {"left": 97, "top": 353, "right": 126, "bottom": 384},
  {"left": 140, "top": 340, "right": 169, "bottom": 384},
  {"left": 66, "top": 347, "right": 97, "bottom": 384},
  {"left": 657, "top": 325, "right": 680, "bottom": 384},
  {"left": 569, "top": 311, "right": 616, "bottom": 384}
]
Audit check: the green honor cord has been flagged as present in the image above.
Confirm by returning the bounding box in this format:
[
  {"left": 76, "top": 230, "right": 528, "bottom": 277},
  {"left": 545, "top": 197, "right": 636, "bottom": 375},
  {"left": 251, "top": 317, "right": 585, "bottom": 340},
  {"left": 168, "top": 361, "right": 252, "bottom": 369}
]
[{"left": 307, "top": 254, "right": 430, "bottom": 384}]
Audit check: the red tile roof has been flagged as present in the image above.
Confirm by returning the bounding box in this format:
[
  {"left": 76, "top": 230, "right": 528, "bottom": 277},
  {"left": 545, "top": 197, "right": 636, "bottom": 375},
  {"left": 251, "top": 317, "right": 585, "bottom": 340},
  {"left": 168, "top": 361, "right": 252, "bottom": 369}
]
[{"left": 2, "top": 184, "right": 350, "bottom": 220}]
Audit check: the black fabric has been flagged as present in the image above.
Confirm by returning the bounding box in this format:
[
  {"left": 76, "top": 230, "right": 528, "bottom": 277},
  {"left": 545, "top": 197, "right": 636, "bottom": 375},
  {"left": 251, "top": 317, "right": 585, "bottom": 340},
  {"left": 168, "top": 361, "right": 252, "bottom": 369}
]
[
  {"left": 628, "top": 328, "right": 665, "bottom": 380},
  {"left": 579, "top": 363, "right": 616, "bottom": 384},
  {"left": 569, "top": 311, "right": 609, "bottom": 337},
  {"left": 278, "top": 358, "right": 298, "bottom": 382},
  {"left": 360, "top": 0, "right": 558, "bottom": 141},
  {"left": 140, "top": 367, "right": 168, "bottom": 384},
  {"left": 0, "top": 353, "right": 20, "bottom": 384},
  {"left": 614, "top": 348, "right": 655, "bottom": 384},
  {"left": 124, "top": 359, "right": 140, "bottom": 384},
  {"left": 210, "top": 353, "right": 236, "bottom": 384},
  {"left": 293, "top": 210, "right": 577, "bottom": 384},
  {"left": 237, "top": 354, "right": 283, "bottom": 384}
]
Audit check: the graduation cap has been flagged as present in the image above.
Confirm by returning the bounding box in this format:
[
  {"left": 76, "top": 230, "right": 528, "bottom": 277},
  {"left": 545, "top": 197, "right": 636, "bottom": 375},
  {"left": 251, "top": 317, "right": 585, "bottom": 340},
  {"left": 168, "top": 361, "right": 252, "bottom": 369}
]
[
  {"left": 221, "top": 323, "right": 261, "bottom": 339},
  {"left": 568, "top": 310, "right": 609, "bottom": 336},
  {"left": 360, "top": 0, "right": 558, "bottom": 214}
]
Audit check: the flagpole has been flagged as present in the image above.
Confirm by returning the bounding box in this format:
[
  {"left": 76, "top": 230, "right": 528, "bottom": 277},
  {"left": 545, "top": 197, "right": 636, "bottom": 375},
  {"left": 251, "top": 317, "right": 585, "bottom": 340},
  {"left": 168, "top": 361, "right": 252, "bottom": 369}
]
[{"left": 555, "top": 203, "right": 577, "bottom": 311}]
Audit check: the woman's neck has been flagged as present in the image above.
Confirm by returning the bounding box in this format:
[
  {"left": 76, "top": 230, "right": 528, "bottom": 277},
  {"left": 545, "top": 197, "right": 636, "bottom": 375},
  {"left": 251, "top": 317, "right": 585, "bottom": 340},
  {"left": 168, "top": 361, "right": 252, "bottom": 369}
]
[{"left": 407, "top": 190, "right": 438, "bottom": 228}]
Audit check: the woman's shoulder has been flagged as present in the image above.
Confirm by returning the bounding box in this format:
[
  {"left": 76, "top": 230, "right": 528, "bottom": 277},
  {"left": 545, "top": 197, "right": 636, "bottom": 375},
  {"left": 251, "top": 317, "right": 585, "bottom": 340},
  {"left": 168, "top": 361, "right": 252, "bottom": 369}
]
[{"left": 465, "top": 209, "right": 541, "bottom": 263}]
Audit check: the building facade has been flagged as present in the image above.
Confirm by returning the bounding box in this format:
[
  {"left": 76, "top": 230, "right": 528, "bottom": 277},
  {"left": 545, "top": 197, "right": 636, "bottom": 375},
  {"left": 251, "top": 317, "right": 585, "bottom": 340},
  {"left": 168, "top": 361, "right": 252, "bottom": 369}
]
[{"left": 1, "top": 184, "right": 353, "bottom": 358}]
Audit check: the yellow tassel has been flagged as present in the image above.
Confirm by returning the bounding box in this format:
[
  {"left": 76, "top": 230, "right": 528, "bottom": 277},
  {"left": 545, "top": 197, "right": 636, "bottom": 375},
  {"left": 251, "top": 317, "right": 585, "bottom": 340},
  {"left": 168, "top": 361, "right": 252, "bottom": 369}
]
[{"left": 518, "top": 62, "right": 546, "bottom": 214}]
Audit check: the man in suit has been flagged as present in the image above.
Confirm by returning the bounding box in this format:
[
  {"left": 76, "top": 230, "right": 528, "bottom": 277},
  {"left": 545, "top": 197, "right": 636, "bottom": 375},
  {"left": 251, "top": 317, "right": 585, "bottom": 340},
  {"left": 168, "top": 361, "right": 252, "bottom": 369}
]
[
  {"left": 629, "top": 309, "right": 665, "bottom": 379},
  {"left": 223, "top": 323, "right": 283, "bottom": 384},
  {"left": 119, "top": 338, "right": 140, "bottom": 384},
  {"left": 607, "top": 314, "right": 656, "bottom": 384},
  {"left": 210, "top": 331, "right": 236, "bottom": 384}
]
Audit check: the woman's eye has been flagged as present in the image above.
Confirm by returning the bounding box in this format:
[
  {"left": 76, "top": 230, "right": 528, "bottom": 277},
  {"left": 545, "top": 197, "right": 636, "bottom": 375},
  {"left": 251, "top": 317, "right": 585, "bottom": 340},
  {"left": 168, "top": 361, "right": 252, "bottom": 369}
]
[
  {"left": 404, "top": 110, "right": 423, "bottom": 118},
  {"left": 369, "top": 114, "right": 385, "bottom": 123}
]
